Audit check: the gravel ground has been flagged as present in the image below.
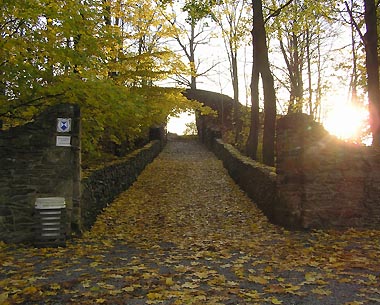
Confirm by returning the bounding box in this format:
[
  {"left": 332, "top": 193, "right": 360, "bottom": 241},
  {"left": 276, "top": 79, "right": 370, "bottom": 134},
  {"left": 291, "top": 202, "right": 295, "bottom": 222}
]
[{"left": 1, "top": 137, "right": 379, "bottom": 305}]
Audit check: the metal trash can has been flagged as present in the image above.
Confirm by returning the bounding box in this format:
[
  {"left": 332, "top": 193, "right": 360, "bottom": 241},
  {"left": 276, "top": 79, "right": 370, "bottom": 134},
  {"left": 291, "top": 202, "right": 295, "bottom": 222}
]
[{"left": 34, "top": 197, "right": 66, "bottom": 247}]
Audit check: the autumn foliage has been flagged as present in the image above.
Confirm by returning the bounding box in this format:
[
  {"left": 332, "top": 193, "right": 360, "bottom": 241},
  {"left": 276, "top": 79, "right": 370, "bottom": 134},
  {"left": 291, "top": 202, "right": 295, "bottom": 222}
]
[{"left": 0, "top": 0, "right": 205, "bottom": 161}]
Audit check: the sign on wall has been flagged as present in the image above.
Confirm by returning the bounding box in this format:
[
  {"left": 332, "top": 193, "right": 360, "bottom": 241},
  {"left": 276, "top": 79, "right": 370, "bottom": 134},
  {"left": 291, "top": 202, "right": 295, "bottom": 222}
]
[
  {"left": 56, "top": 135, "right": 71, "bottom": 147},
  {"left": 56, "top": 118, "right": 72, "bottom": 147},
  {"left": 57, "top": 118, "right": 72, "bottom": 133}
]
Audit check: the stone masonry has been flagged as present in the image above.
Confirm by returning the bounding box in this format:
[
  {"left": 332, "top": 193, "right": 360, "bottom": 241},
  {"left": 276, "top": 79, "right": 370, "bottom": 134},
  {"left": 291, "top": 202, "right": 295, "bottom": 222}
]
[
  {"left": 200, "top": 111, "right": 380, "bottom": 229},
  {"left": 0, "top": 104, "right": 81, "bottom": 243}
]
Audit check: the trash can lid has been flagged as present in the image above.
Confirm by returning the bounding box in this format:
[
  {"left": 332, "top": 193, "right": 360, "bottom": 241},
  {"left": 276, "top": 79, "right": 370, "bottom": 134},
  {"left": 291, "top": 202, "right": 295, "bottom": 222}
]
[{"left": 35, "top": 197, "right": 66, "bottom": 209}]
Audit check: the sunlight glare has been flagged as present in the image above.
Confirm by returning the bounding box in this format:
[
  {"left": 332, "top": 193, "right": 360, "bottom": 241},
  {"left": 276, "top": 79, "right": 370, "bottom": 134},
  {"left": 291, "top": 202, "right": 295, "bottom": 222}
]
[
  {"left": 167, "top": 112, "right": 196, "bottom": 135},
  {"left": 323, "top": 102, "right": 368, "bottom": 141}
]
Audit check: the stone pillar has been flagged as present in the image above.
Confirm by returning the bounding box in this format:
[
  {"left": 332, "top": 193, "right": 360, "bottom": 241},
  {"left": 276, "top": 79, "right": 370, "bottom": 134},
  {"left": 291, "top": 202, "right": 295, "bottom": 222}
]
[
  {"left": 275, "top": 113, "right": 319, "bottom": 228},
  {"left": 149, "top": 125, "right": 167, "bottom": 148},
  {"left": 275, "top": 113, "right": 331, "bottom": 228},
  {"left": 0, "top": 104, "right": 82, "bottom": 243},
  {"left": 35, "top": 103, "right": 82, "bottom": 235}
]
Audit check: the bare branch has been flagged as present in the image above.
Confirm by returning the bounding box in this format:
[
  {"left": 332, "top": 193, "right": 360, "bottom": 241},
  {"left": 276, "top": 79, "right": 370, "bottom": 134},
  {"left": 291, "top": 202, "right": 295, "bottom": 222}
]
[
  {"left": 264, "top": 0, "right": 294, "bottom": 24},
  {"left": 344, "top": 1, "right": 366, "bottom": 44}
]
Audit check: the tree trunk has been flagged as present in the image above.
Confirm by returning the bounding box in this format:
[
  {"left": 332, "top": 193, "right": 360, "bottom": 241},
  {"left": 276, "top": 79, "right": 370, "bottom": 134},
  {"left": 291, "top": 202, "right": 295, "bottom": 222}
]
[
  {"left": 350, "top": 2, "right": 358, "bottom": 104},
  {"left": 262, "top": 73, "right": 276, "bottom": 166},
  {"left": 246, "top": 46, "right": 260, "bottom": 159},
  {"left": 231, "top": 49, "right": 241, "bottom": 143},
  {"left": 364, "top": 0, "right": 380, "bottom": 146},
  {"left": 306, "top": 28, "right": 313, "bottom": 116},
  {"left": 248, "top": 0, "right": 276, "bottom": 166},
  {"left": 190, "top": 22, "right": 197, "bottom": 90}
]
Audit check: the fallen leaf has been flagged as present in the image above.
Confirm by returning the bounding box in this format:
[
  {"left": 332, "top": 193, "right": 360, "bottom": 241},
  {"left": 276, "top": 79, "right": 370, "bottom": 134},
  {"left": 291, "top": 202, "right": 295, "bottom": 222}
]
[
  {"left": 243, "top": 290, "right": 262, "bottom": 299},
  {"left": 248, "top": 275, "right": 268, "bottom": 285},
  {"left": 181, "top": 282, "right": 199, "bottom": 289},
  {"left": 304, "top": 272, "right": 321, "bottom": 283},
  {"left": 50, "top": 283, "right": 61, "bottom": 290},
  {"left": 165, "top": 277, "right": 174, "bottom": 286},
  {"left": 22, "top": 286, "right": 38, "bottom": 294},
  {"left": 147, "top": 292, "right": 163, "bottom": 300},
  {"left": 0, "top": 292, "right": 9, "bottom": 303},
  {"left": 269, "top": 297, "right": 283, "bottom": 304}
]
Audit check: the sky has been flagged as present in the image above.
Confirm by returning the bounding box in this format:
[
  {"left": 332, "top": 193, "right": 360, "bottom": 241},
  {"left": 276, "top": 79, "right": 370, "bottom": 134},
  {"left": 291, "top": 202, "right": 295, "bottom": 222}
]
[{"left": 167, "top": 112, "right": 195, "bottom": 135}]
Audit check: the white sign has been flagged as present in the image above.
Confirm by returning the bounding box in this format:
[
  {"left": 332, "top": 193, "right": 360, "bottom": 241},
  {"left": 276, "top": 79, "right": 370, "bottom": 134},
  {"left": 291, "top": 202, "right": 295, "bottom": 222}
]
[
  {"left": 56, "top": 136, "right": 71, "bottom": 147},
  {"left": 57, "top": 118, "right": 72, "bottom": 133}
]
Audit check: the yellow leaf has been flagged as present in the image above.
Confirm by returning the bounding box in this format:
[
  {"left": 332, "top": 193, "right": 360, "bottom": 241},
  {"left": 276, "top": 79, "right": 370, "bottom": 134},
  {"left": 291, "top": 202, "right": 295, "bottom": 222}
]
[
  {"left": 147, "top": 292, "right": 162, "bottom": 300},
  {"left": 50, "top": 283, "right": 61, "bottom": 290},
  {"left": 243, "top": 290, "right": 261, "bottom": 299},
  {"left": 0, "top": 292, "right": 9, "bottom": 303},
  {"left": 264, "top": 266, "right": 273, "bottom": 273},
  {"left": 22, "top": 286, "right": 38, "bottom": 294},
  {"left": 90, "top": 262, "right": 99, "bottom": 268},
  {"left": 95, "top": 298, "right": 106, "bottom": 303},
  {"left": 181, "top": 282, "right": 199, "bottom": 289},
  {"left": 304, "top": 272, "right": 320, "bottom": 283},
  {"left": 248, "top": 275, "right": 268, "bottom": 285},
  {"left": 122, "top": 286, "right": 135, "bottom": 292},
  {"left": 194, "top": 295, "right": 207, "bottom": 301},
  {"left": 165, "top": 277, "right": 174, "bottom": 286},
  {"left": 269, "top": 297, "right": 283, "bottom": 304},
  {"left": 367, "top": 274, "right": 377, "bottom": 282},
  {"left": 194, "top": 271, "right": 210, "bottom": 279}
]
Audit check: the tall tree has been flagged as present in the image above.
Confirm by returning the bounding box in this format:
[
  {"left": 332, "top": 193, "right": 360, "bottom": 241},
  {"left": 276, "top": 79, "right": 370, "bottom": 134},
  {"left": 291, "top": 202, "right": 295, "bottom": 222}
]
[
  {"left": 162, "top": 0, "right": 217, "bottom": 90},
  {"left": 269, "top": 0, "right": 338, "bottom": 116},
  {"left": 246, "top": 0, "right": 277, "bottom": 166},
  {"left": 211, "top": 0, "right": 250, "bottom": 142},
  {"left": 364, "top": 0, "right": 380, "bottom": 145},
  {"left": 344, "top": 0, "right": 380, "bottom": 145}
]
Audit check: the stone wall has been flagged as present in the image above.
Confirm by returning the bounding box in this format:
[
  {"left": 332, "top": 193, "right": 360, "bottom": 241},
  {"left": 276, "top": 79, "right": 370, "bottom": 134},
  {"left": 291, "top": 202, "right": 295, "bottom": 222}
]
[
  {"left": 81, "top": 140, "right": 163, "bottom": 230},
  {"left": 276, "top": 113, "right": 380, "bottom": 229},
  {"left": 211, "top": 139, "right": 277, "bottom": 220},
  {"left": 200, "top": 114, "right": 380, "bottom": 230},
  {"left": 0, "top": 104, "right": 81, "bottom": 243}
]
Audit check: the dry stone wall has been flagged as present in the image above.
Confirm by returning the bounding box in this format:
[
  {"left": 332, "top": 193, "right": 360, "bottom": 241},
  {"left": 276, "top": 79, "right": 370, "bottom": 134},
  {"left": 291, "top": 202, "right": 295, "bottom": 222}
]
[
  {"left": 200, "top": 113, "right": 380, "bottom": 230},
  {"left": 81, "top": 140, "right": 163, "bottom": 230}
]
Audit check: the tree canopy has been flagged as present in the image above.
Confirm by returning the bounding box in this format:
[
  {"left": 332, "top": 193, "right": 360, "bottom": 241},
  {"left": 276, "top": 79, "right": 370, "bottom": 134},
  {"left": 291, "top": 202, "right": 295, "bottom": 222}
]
[{"left": 0, "top": 0, "right": 207, "bottom": 160}]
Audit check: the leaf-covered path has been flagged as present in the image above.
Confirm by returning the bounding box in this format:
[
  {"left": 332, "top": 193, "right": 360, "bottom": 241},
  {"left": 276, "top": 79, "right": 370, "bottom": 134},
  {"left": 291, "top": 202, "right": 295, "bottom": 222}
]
[{"left": 1, "top": 138, "right": 380, "bottom": 305}]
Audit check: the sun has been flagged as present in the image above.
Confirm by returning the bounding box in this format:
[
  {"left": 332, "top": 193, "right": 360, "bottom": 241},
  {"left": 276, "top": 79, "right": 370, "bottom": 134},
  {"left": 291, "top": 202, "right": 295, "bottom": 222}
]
[{"left": 323, "top": 102, "right": 368, "bottom": 142}]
